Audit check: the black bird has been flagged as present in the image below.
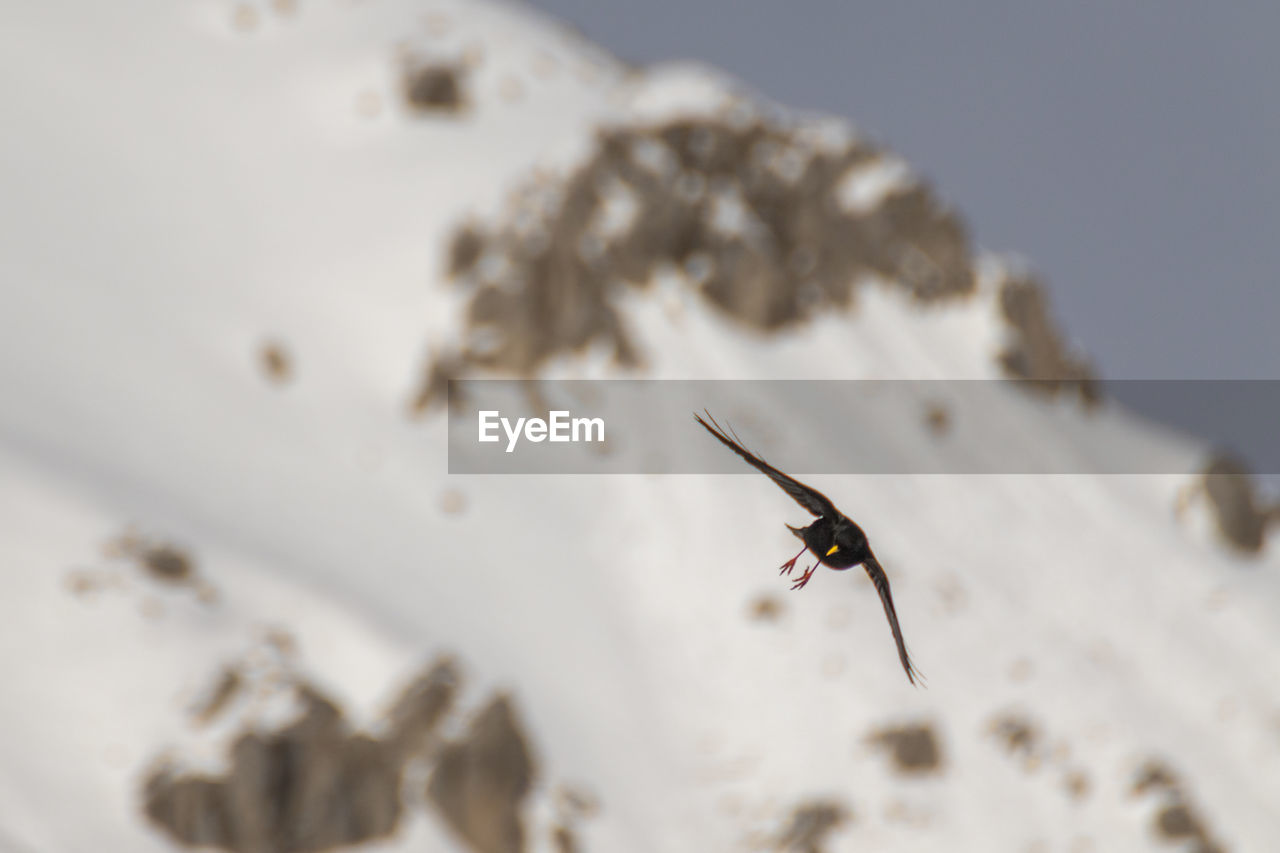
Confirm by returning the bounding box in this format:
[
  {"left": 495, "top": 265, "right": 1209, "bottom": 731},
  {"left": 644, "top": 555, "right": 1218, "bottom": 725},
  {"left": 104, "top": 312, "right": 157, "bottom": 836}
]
[{"left": 695, "top": 410, "right": 923, "bottom": 685}]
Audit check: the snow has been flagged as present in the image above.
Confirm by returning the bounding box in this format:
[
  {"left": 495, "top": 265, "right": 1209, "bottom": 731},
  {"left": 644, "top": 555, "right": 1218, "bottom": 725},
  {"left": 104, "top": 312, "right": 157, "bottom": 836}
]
[
  {"left": 620, "top": 61, "right": 752, "bottom": 124},
  {"left": 2, "top": 1, "right": 1278, "bottom": 852},
  {"left": 837, "top": 155, "right": 916, "bottom": 214}
]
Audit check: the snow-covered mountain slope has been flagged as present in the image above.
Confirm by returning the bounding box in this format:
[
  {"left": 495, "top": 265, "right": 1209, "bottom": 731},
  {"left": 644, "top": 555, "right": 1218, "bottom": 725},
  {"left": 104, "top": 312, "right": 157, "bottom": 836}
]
[{"left": 2, "top": 2, "right": 1278, "bottom": 852}]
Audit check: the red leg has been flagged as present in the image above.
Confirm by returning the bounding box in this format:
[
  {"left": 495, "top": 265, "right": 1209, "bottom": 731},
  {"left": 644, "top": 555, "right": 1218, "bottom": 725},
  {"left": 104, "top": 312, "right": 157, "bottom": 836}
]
[
  {"left": 790, "top": 561, "right": 821, "bottom": 590},
  {"left": 779, "top": 545, "right": 807, "bottom": 576}
]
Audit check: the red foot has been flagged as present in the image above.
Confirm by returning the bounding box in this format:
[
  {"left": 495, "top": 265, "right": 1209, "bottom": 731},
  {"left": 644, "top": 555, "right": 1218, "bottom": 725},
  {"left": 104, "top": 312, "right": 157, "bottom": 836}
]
[
  {"left": 779, "top": 546, "right": 806, "bottom": 576},
  {"left": 790, "top": 564, "right": 819, "bottom": 590}
]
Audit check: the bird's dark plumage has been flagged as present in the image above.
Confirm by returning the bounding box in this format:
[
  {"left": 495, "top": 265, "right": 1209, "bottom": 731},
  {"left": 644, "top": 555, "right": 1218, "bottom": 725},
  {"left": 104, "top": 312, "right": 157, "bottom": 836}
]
[{"left": 695, "top": 410, "right": 923, "bottom": 686}]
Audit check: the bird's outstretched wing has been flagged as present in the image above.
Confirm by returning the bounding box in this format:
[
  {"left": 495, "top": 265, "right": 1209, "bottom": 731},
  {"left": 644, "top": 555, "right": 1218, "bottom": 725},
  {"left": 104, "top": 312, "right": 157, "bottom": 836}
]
[
  {"left": 695, "top": 410, "right": 837, "bottom": 519},
  {"left": 863, "top": 555, "right": 925, "bottom": 686}
]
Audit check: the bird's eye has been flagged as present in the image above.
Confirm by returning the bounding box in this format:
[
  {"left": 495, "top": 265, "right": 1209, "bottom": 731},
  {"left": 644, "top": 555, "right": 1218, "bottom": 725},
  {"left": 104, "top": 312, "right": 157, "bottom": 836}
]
[{"left": 825, "top": 544, "right": 839, "bottom": 556}]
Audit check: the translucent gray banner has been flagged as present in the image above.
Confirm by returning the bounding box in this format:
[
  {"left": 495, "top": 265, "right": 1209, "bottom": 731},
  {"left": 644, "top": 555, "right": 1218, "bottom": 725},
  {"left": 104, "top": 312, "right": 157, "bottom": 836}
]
[{"left": 445, "top": 380, "right": 1279, "bottom": 474}]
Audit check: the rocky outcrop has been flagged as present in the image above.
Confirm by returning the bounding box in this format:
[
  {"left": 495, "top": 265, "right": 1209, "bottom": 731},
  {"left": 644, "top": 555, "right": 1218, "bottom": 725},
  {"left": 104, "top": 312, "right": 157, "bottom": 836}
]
[
  {"left": 427, "top": 694, "right": 537, "bottom": 853},
  {"left": 417, "top": 110, "right": 977, "bottom": 410},
  {"left": 772, "top": 800, "right": 850, "bottom": 853},
  {"left": 866, "top": 721, "right": 945, "bottom": 775},
  {"left": 143, "top": 660, "right": 459, "bottom": 853},
  {"left": 1198, "top": 453, "right": 1276, "bottom": 555},
  {"left": 996, "top": 272, "right": 1100, "bottom": 405},
  {"left": 1131, "top": 758, "right": 1228, "bottom": 853}
]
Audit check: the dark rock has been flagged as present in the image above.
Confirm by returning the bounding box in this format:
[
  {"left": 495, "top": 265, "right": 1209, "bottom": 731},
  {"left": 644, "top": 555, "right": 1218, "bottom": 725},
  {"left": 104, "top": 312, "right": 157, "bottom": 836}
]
[
  {"left": 867, "top": 722, "right": 944, "bottom": 774},
  {"left": 997, "top": 273, "right": 1100, "bottom": 407},
  {"left": 404, "top": 63, "right": 467, "bottom": 113},
  {"left": 143, "top": 659, "right": 460, "bottom": 852},
  {"left": 1199, "top": 452, "right": 1273, "bottom": 554},
  {"left": 773, "top": 799, "right": 850, "bottom": 853},
  {"left": 428, "top": 694, "right": 536, "bottom": 853},
  {"left": 419, "top": 112, "right": 976, "bottom": 409}
]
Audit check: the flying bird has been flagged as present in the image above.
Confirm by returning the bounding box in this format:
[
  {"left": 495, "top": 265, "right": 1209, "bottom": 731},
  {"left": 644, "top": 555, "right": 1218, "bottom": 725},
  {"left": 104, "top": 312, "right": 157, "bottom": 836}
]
[{"left": 695, "top": 410, "right": 923, "bottom": 685}]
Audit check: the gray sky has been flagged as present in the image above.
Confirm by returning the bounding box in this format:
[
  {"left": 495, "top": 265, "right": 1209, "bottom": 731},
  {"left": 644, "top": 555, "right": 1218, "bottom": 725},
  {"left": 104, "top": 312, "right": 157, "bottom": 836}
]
[{"left": 528, "top": 0, "right": 1280, "bottom": 476}]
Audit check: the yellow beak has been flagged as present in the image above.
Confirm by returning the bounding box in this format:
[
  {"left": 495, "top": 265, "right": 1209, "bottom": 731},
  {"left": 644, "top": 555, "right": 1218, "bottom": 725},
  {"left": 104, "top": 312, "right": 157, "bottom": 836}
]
[{"left": 825, "top": 544, "right": 839, "bottom": 556}]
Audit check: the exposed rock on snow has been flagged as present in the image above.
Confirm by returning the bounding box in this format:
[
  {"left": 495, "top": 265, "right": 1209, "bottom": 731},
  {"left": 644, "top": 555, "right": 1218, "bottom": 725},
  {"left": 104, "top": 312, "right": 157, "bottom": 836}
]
[
  {"left": 109, "top": 531, "right": 198, "bottom": 586},
  {"left": 190, "top": 665, "right": 247, "bottom": 727},
  {"left": 1131, "top": 758, "right": 1228, "bottom": 853},
  {"left": 986, "top": 710, "right": 1041, "bottom": 766},
  {"left": 772, "top": 799, "right": 851, "bottom": 853},
  {"left": 403, "top": 60, "right": 470, "bottom": 115},
  {"left": 1195, "top": 453, "right": 1277, "bottom": 555},
  {"left": 995, "top": 272, "right": 1100, "bottom": 405},
  {"left": 258, "top": 342, "right": 293, "bottom": 386},
  {"left": 547, "top": 783, "right": 598, "bottom": 853},
  {"left": 866, "top": 721, "right": 945, "bottom": 775},
  {"left": 144, "top": 660, "right": 460, "bottom": 852},
  {"left": 427, "top": 694, "right": 537, "bottom": 853},
  {"left": 922, "top": 400, "right": 952, "bottom": 437},
  {"left": 420, "top": 112, "right": 976, "bottom": 408}
]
